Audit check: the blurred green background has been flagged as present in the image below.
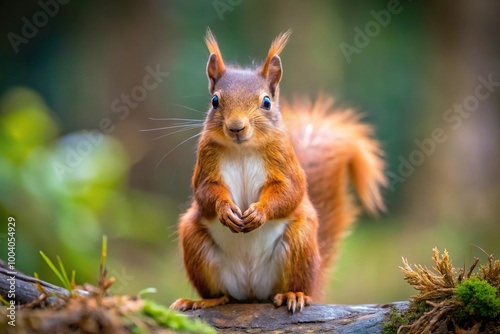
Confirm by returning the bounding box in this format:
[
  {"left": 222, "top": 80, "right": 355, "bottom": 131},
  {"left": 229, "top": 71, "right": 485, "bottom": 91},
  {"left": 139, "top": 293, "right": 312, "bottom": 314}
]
[{"left": 1, "top": 0, "right": 499, "bottom": 305}]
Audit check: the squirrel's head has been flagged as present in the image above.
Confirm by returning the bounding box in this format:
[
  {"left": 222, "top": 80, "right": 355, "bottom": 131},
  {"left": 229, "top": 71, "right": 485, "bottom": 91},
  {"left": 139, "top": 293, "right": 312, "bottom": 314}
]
[{"left": 203, "top": 29, "right": 291, "bottom": 148}]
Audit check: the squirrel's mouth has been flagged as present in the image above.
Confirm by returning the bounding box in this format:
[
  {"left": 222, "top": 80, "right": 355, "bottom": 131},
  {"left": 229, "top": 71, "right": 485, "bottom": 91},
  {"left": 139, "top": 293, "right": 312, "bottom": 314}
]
[
  {"left": 234, "top": 138, "right": 248, "bottom": 144},
  {"left": 233, "top": 134, "right": 249, "bottom": 144}
]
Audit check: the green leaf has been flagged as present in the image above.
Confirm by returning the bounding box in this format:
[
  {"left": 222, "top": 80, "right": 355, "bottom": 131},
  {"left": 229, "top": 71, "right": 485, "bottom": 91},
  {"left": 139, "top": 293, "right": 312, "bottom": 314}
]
[
  {"left": 39, "top": 251, "right": 70, "bottom": 291},
  {"left": 138, "top": 287, "right": 157, "bottom": 297},
  {"left": 0, "top": 295, "right": 10, "bottom": 306},
  {"left": 57, "top": 255, "right": 71, "bottom": 290}
]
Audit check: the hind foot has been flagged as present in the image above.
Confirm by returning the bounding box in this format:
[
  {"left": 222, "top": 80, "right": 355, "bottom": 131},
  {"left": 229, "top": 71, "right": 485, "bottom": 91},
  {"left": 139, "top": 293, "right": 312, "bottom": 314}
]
[
  {"left": 169, "top": 295, "right": 229, "bottom": 311},
  {"left": 273, "top": 291, "right": 312, "bottom": 313}
]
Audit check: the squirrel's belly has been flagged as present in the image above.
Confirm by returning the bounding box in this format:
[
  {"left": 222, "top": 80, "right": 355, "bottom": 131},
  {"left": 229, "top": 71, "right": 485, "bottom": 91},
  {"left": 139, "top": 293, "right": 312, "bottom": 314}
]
[{"left": 205, "top": 217, "right": 288, "bottom": 301}]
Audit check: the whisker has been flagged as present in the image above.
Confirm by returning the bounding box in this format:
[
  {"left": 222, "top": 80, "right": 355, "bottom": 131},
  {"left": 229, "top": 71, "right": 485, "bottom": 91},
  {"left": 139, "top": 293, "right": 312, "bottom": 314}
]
[
  {"left": 180, "top": 94, "right": 206, "bottom": 99},
  {"left": 248, "top": 108, "right": 262, "bottom": 117},
  {"left": 151, "top": 126, "right": 201, "bottom": 141},
  {"left": 148, "top": 117, "right": 204, "bottom": 122},
  {"left": 171, "top": 104, "right": 206, "bottom": 114},
  {"left": 205, "top": 122, "right": 223, "bottom": 132},
  {"left": 156, "top": 132, "right": 203, "bottom": 169},
  {"left": 140, "top": 124, "right": 204, "bottom": 132}
]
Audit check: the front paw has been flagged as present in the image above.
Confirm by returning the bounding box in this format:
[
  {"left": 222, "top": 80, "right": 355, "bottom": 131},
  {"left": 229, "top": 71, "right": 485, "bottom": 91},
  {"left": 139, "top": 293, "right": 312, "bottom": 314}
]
[
  {"left": 216, "top": 201, "right": 243, "bottom": 233},
  {"left": 241, "top": 203, "right": 267, "bottom": 233}
]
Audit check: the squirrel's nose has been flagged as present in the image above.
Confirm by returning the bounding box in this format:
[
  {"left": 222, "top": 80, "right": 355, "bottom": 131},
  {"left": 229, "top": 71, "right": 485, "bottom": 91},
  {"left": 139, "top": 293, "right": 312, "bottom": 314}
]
[
  {"left": 229, "top": 125, "right": 245, "bottom": 133},
  {"left": 227, "top": 120, "right": 246, "bottom": 133}
]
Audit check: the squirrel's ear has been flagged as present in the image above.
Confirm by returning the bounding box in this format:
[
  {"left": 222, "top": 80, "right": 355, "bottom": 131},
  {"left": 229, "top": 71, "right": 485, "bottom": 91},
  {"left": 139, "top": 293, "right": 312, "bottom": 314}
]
[
  {"left": 260, "top": 30, "right": 291, "bottom": 97},
  {"left": 205, "top": 29, "right": 226, "bottom": 94},
  {"left": 264, "top": 55, "right": 282, "bottom": 97},
  {"left": 207, "top": 54, "right": 224, "bottom": 94}
]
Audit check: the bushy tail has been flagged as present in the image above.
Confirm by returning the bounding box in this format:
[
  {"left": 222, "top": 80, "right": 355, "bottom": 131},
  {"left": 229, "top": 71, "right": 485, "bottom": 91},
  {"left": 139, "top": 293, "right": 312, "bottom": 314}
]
[{"left": 283, "top": 96, "right": 386, "bottom": 268}]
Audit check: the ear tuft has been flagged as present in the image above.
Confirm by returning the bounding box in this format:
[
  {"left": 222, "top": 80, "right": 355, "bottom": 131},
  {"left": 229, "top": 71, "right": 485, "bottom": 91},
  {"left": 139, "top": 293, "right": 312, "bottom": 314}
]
[
  {"left": 261, "top": 30, "right": 291, "bottom": 97},
  {"left": 205, "top": 28, "right": 226, "bottom": 94},
  {"left": 260, "top": 30, "right": 291, "bottom": 78}
]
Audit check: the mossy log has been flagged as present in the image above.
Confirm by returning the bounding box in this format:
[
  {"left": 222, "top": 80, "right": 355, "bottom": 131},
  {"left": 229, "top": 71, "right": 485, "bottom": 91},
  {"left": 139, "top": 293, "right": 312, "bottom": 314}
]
[{"left": 1, "top": 259, "right": 409, "bottom": 333}]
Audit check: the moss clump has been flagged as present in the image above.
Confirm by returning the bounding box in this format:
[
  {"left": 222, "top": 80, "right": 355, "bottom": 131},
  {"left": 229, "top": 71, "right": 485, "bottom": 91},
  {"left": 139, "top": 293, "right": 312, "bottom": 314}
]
[
  {"left": 455, "top": 277, "right": 500, "bottom": 319},
  {"left": 383, "top": 301, "right": 430, "bottom": 334},
  {"left": 383, "top": 307, "right": 406, "bottom": 334},
  {"left": 140, "top": 300, "right": 216, "bottom": 334},
  {"left": 384, "top": 248, "right": 500, "bottom": 334}
]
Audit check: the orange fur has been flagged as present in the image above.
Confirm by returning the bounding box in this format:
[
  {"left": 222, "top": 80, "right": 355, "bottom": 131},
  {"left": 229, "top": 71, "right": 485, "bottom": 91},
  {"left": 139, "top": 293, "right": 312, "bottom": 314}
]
[
  {"left": 283, "top": 96, "right": 386, "bottom": 268},
  {"left": 171, "top": 31, "right": 386, "bottom": 312},
  {"left": 205, "top": 28, "right": 225, "bottom": 74}
]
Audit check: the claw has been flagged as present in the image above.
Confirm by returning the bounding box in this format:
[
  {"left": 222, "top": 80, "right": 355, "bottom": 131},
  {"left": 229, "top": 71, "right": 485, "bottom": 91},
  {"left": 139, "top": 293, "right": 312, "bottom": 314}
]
[
  {"left": 288, "top": 296, "right": 296, "bottom": 313},
  {"left": 273, "top": 292, "right": 311, "bottom": 313}
]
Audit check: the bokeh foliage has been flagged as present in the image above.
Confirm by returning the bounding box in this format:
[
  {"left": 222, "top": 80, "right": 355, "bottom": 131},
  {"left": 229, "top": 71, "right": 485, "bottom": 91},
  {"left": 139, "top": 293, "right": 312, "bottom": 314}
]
[{"left": 1, "top": 0, "right": 499, "bottom": 306}]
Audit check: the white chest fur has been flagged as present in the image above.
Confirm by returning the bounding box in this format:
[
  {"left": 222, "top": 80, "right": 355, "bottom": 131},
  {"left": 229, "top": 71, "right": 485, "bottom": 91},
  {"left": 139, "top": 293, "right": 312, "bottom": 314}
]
[
  {"left": 219, "top": 150, "right": 266, "bottom": 211},
  {"left": 206, "top": 218, "right": 287, "bottom": 300},
  {"left": 205, "top": 150, "right": 288, "bottom": 301}
]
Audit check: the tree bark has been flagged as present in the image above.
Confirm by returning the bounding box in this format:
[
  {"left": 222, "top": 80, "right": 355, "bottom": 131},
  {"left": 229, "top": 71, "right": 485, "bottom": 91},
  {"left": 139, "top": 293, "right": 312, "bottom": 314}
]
[
  {"left": 0, "top": 265, "right": 70, "bottom": 304},
  {"left": 186, "top": 302, "right": 408, "bottom": 334}
]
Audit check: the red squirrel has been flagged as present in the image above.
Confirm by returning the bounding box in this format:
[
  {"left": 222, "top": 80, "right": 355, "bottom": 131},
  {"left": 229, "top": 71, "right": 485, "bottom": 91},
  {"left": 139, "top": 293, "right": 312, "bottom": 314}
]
[{"left": 169, "top": 29, "right": 386, "bottom": 313}]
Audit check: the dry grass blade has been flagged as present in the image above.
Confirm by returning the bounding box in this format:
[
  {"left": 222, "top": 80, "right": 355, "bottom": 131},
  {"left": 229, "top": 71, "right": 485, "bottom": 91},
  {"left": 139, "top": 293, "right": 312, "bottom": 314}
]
[
  {"left": 481, "top": 254, "right": 500, "bottom": 289},
  {"left": 432, "top": 248, "right": 456, "bottom": 288},
  {"left": 400, "top": 248, "right": 457, "bottom": 302},
  {"left": 465, "top": 258, "right": 479, "bottom": 279},
  {"left": 33, "top": 272, "right": 49, "bottom": 296},
  {"left": 97, "top": 235, "right": 115, "bottom": 294}
]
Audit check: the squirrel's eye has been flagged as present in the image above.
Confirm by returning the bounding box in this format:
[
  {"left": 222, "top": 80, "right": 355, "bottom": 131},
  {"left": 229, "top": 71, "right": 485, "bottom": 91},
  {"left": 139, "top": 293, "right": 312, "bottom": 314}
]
[
  {"left": 211, "top": 95, "right": 219, "bottom": 109},
  {"left": 261, "top": 96, "right": 271, "bottom": 110}
]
